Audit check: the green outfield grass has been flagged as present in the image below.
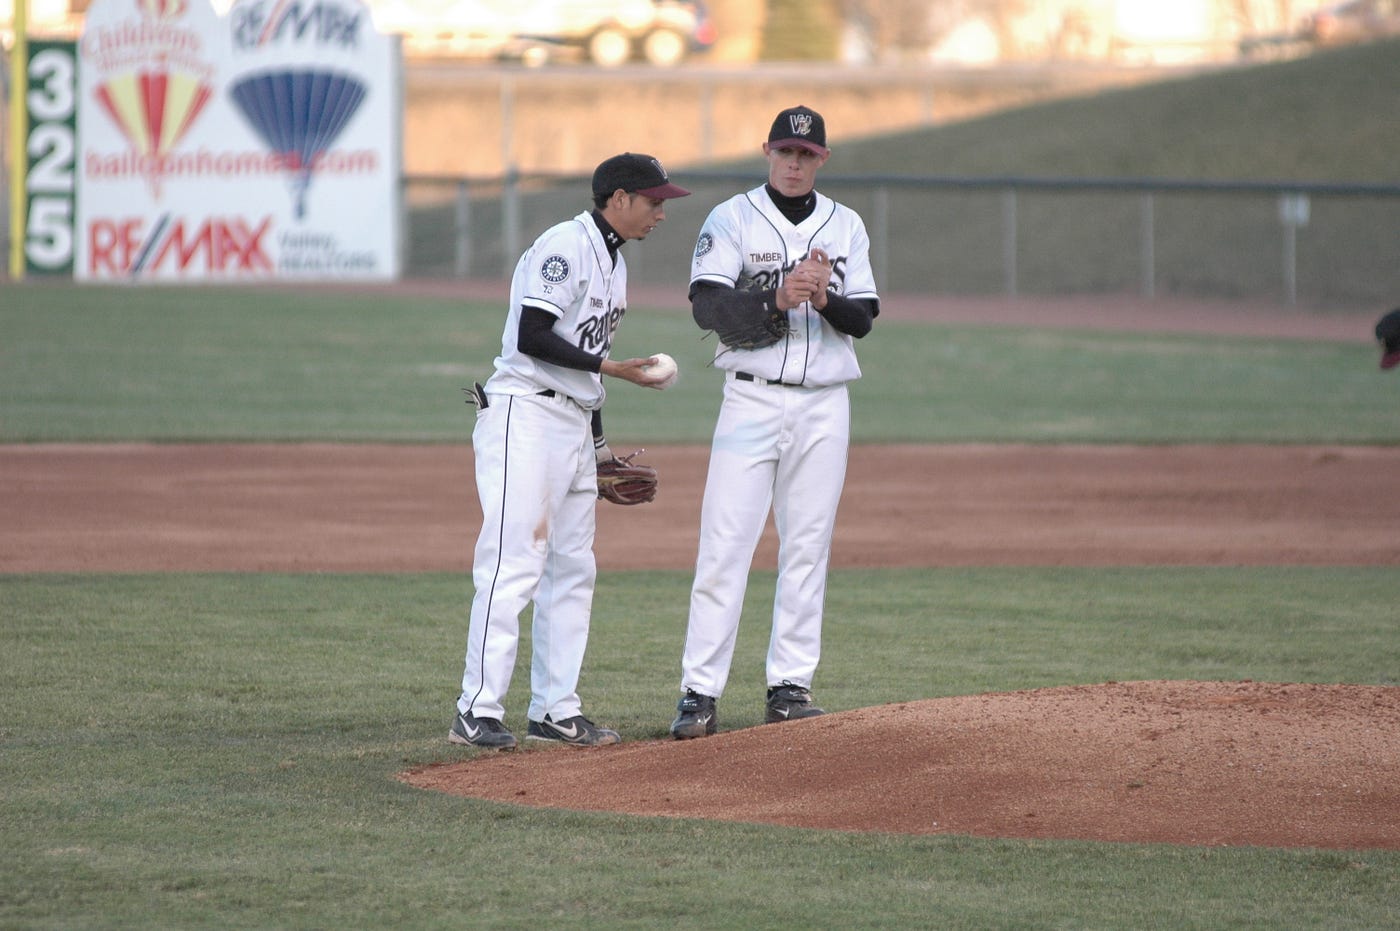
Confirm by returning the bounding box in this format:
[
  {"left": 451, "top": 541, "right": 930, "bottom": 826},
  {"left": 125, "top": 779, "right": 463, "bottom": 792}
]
[
  {"left": 3, "top": 284, "right": 1395, "bottom": 443},
  {"left": 2, "top": 570, "right": 1397, "bottom": 929}
]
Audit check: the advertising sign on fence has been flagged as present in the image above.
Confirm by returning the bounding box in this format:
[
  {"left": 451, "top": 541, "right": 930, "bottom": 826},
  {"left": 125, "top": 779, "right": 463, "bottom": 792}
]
[
  {"left": 75, "top": 0, "right": 400, "bottom": 282},
  {"left": 23, "top": 39, "right": 80, "bottom": 277}
]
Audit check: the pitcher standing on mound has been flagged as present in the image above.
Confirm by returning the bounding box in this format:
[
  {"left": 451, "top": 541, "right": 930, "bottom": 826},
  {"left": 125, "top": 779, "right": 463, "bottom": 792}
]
[{"left": 670, "top": 106, "right": 880, "bottom": 739}]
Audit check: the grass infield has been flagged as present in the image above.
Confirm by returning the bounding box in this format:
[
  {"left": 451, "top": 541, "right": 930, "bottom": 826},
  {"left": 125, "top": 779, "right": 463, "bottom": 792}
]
[{"left": 2, "top": 570, "right": 1397, "bottom": 929}]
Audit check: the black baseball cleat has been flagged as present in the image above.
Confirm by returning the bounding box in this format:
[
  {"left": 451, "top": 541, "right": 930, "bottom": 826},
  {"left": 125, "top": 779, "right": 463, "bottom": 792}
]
[
  {"left": 526, "top": 714, "right": 621, "bottom": 747},
  {"left": 765, "top": 682, "right": 825, "bottom": 723},
  {"left": 449, "top": 710, "right": 518, "bottom": 749},
  {"left": 670, "top": 689, "right": 718, "bottom": 739}
]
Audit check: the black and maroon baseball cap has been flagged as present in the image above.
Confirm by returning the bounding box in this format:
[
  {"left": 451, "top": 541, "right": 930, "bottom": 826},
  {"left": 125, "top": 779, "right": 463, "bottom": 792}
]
[
  {"left": 767, "top": 105, "right": 829, "bottom": 156},
  {"left": 592, "top": 153, "right": 690, "bottom": 199},
  {"left": 1377, "top": 307, "right": 1400, "bottom": 370}
]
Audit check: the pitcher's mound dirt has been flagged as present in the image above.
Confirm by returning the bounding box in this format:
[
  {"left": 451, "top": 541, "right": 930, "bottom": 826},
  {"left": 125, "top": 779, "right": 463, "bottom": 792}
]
[{"left": 402, "top": 680, "right": 1400, "bottom": 850}]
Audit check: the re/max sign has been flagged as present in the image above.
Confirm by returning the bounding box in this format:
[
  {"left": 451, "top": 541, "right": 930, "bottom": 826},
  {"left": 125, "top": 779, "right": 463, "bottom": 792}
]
[
  {"left": 229, "top": 0, "right": 362, "bottom": 49},
  {"left": 88, "top": 216, "right": 274, "bottom": 276}
]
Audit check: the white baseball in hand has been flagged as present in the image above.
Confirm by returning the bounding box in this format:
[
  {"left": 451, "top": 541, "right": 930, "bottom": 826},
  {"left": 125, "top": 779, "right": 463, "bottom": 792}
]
[{"left": 643, "top": 353, "right": 679, "bottom": 390}]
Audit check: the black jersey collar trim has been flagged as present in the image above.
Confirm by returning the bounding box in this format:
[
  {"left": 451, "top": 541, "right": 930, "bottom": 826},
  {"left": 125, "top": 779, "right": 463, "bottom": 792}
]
[
  {"left": 590, "top": 209, "right": 625, "bottom": 257},
  {"left": 764, "top": 183, "right": 817, "bottom": 225}
]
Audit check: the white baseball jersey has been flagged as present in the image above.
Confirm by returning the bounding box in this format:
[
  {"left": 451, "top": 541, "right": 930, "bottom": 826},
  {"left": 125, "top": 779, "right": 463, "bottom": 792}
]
[
  {"left": 487, "top": 211, "right": 627, "bottom": 409},
  {"left": 691, "top": 184, "right": 879, "bottom": 387}
]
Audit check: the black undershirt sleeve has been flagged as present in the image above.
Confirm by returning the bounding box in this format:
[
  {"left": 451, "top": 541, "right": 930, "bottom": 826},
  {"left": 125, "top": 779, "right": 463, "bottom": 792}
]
[
  {"left": 517, "top": 305, "right": 603, "bottom": 372},
  {"left": 816, "top": 293, "right": 879, "bottom": 338},
  {"left": 689, "top": 280, "right": 775, "bottom": 332}
]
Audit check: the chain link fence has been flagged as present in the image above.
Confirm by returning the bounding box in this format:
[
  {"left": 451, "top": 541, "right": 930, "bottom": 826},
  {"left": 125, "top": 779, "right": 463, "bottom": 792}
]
[{"left": 7, "top": 162, "right": 1394, "bottom": 305}]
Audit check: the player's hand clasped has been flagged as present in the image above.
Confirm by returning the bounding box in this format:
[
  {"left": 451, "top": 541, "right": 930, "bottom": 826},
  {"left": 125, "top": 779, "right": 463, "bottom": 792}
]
[{"left": 778, "top": 247, "right": 832, "bottom": 310}]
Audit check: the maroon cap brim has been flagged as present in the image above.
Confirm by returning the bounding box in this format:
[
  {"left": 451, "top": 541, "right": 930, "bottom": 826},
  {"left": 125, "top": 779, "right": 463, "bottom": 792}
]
[
  {"left": 635, "top": 182, "right": 691, "bottom": 199},
  {"left": 1382, "top": 348, "right": 1400, "bottom": 370},
  {"left": 769, "top": 138, "right": 829, "bottom": 156}
]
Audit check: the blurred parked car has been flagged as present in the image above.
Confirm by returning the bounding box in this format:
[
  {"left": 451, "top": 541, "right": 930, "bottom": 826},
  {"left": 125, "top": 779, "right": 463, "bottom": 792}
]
[
  {"left": 371, "top": 0, "right": 713, "bottom": 66},
  {"left": 1300, "top": 0, "right": 1400, "bottom": 45}
]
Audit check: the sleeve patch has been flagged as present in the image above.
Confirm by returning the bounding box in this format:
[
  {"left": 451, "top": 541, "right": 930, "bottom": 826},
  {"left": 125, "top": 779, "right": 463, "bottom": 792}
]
[
  {"left": 694, "top": 232, "right": 714, "bottom": 258},
  {"left": 540, "top": 254, "right": 571, "bottom": 283}
]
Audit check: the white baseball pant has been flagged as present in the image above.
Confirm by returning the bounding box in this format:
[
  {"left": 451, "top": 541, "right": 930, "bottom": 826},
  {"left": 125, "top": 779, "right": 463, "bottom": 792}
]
[
  {"left": 681, "top": 374, "right": 850, "bottom": 698},
  {"left": 459, "top": 393, "right": 597, "bottom": 723}
]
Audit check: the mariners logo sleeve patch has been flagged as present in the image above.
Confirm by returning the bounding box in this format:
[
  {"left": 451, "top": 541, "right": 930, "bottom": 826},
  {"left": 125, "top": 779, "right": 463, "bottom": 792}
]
[
  {"left": 695, "top": 232, "right": 714, "bottom": 258},
  {"left": 540, "top": 254, "right": 571, "bottom": 283}
]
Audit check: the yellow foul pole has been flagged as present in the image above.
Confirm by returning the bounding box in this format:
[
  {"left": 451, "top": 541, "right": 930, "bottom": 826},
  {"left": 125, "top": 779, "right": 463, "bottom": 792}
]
[{"left": 8, "top": 0, "right": 28, "bottom": 280}]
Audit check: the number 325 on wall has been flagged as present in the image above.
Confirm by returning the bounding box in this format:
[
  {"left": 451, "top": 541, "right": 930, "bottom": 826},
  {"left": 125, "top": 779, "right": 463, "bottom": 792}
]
[{"left": 25, "top": 40, "right": 78, "bottom": 277}]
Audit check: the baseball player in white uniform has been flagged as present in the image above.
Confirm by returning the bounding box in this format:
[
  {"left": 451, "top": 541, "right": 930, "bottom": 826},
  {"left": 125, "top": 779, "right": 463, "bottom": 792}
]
[
  {"left": 452, "top": 153, "right": 689, "bottom": 750},
  {"left": 670, "top": 105, "right": 880, "bottom": 739}
]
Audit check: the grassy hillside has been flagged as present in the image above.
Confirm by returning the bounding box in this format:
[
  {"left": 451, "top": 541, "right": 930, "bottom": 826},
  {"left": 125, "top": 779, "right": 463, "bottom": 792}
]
[{"left": 840, "top": 39, "right": 1400, "bottom": 182}]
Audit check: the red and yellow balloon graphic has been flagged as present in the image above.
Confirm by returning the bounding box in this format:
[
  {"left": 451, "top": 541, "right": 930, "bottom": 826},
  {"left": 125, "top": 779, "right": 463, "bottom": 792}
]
[{"left": 93, "top": 70, "right": 212, "bottom": 192}]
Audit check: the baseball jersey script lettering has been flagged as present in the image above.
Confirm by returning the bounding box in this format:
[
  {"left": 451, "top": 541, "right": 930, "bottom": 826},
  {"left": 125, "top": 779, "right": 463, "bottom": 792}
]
[{"left": 692, "top": 185, "right": 878, "bottom": 387}]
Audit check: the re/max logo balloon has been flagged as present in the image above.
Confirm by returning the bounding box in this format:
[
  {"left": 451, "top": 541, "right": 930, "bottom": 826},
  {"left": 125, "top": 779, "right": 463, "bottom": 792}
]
[{"left": 229, "top": 0, "right": 362, "bottom": 50}]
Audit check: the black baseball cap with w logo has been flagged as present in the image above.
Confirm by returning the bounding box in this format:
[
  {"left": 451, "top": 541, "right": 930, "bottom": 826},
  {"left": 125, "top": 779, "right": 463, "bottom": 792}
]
[
  {"left": 592, "top": 153, "right": 690, "bottom": 199},
  {"left": 768, "top": 105, "right": 829, "bottom": 156}
]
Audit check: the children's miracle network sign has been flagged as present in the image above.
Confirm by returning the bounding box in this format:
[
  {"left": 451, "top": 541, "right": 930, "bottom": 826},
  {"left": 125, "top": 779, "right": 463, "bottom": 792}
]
[{"left": 76, "top": 0, "right": 401, "bottom": 282}]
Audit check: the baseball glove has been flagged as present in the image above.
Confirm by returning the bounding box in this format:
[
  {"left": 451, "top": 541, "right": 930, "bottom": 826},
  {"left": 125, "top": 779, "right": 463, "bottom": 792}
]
[
  {"left": 713, "top": 302, "right": 790, "bottom": 350},
  {"left": 596, "top": 450, "right": 658, "bottom": 506},
  {"left": 700, "top": 278, "right": 790, "bottom": 351}
]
